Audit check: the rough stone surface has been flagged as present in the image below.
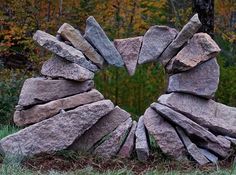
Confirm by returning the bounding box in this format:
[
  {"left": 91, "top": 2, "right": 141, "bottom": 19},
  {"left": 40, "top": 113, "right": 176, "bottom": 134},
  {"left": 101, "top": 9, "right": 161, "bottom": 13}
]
[
  {"left": 93, "top": 118, "right": 132, "bottom": 159},
  {"left": 198, "top": 148, "right": 218, "bottom": 164},
  {"left": 151, "top": 103, "right": 231, "bottom": 157},
  {"left": 176, "top": 126, "right": 209, "bottom": 165},
  {"left": 143, "top": 107, "right": 186, "bottom": 160},
  {"left": 18, "top": 78, "right": 94, "bottom": 107},
  {"left": 118, "top": 121, "right": 137, "bottom": 158},
  {"left": 0, "top": 100, "right": 114, "bottom": 157},
  {"left": 69, "top": 106, "right": 131, "bottom": 152},
  {"left": 114, "top": 36, "right": 143, "bottom": 76},
  {"left": 84, "top": 16, "right": 124, "bottom": 67},
  {"left": 158, "top": 93, "right": 236, "bottom": 137},
  {"left": 138, "top": 26, "right": 178, "bottom": 64},
  {"left": 159, "top": 14, "right": 202, "bottom": 66},
  {"left": 166, "top": 33, "right": 221, "bottom": 73},
  {"left": 41, "top": 56, "right": 94, "bottom": 81},
  {"left": 135, "top": 116, "right": 149, "bottom": 162},
  {"left": 225, "top": 136, "right": 236, "bottom": 146},
  {"left": 167, "top": 58, "right": 219, "bottom": 99},
  {"left": 58, "top": 23, "right": 105, "bottom": 68},
  {"left": 33, "top": 30, "right": 98, "bottom": 72},
  {"left": 14, "top": 89, "right": 104, "bottom": 126}
]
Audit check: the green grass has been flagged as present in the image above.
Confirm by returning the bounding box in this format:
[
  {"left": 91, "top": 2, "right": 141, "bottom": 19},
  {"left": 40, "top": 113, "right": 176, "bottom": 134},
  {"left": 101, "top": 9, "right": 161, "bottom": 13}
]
[{"left": 0, "top": 125, "right": 20, "bottom": 139}]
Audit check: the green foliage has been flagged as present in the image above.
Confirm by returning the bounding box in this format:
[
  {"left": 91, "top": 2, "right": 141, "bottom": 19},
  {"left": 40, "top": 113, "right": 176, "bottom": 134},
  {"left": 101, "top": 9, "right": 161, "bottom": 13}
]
[{"left": 0, "top": 125, "right": 19, "bottom": 139}]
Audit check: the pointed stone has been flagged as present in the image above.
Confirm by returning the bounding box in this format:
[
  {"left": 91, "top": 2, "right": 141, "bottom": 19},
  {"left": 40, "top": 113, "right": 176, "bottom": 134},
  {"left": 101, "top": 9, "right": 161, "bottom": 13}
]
[
  {"left": 198, "top": 148, "right": 218, "bottom": 164},
  {"left": 33, "top": 30, "right": 98, "bottom": 72},
  {"left": 114, "top": 36, "right": 143, "bottom": 76},
  {"left": 84, "top": 16, "right": 124, "bottom": 67}
]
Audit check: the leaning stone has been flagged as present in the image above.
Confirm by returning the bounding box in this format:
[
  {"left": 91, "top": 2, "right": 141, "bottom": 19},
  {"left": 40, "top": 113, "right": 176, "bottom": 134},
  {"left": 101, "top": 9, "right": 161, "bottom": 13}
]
[
  {"left": 33, "top": 30, "right": 98, "bottom": 72},
  {"left": 93, "top": 118, "right": 132, "bottom": 159},
  {"left": 198, "top": 148, "right": 218, "bottom": 164},
  {"left": 69, "top": 106, "right": 131, "bottom": 152},
  {"left": 18, "top": 78, "right": 94, "bottom": 107},
  {"left": 84, "top": 16, "right": 124, "bottom": 67},
  {"left": 158, "top": 93, "right": 236, "bottom": 137},
  {"left": 135, "top": 116, "right": 149, "bottom": 162},
  {"left": 57, "top": 23, "right": 105, "bottom": 68},
  {"left": 138, "top": 26, "right": 178, "bottom": 64},
  {"left": 14, "top": 89, "right": 104, "bottom": 126},
  {"left": 41, "top": 56, "right": 94, "bottom": 81},
  {"left": 0, "top": 100, "right": 114, "bottom": 157},
  {"left": 176, "top": 126, "right": 209, "bottom": 165},
  {"left": 118, "top": 121, "right": 137, "bottom": 158},
  {"left": 167, "top": 58, "right": 219, "bottom": 99},
  {"left": 159, "top": 14, "right": 202, "bottom": 66},
  {"left": 114, "top": 36, "right": 143, "bottom": 76},
  {"left": 143, "top": 107, "right": 186, "bottom": 160},
  {"left": 151, "top": 103, "right": 231, "bottom": 158},
  {"left": 225, "top": 136, "right": 236, "bottom": 146}
]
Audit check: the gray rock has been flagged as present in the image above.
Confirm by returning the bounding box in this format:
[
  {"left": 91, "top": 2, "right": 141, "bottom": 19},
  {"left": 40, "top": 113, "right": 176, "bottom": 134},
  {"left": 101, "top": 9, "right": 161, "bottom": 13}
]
[
  {"left": 143, "top": 107, "right": 186, "bottom": 160},
  {"left": 0, "top": 100, "right": 114, "bottom": 157},
  {"left": 69, "top": 106, "right": 131, "bottom": 152},
  {"left": 57, "top": 23, "right": 105, "bottom": 68},
  {"left": 198, "top": 148, "right": 218, "bottom": 164},
  {"left": 158, "top": 93, "right": 236, "bottom": 137},
  {"left": 167, "top": 58, "right": 219, "bottom": 99},
  {"left": 151, "top": 103, "right": 231, "bottom": 158},
  {"left": 93, "top": 118, "right": 132, "bottom": 159},
  {"left": 135, "top": 116, "right": 149, "bottom": 162},
  {"left": 14, "top": 89, "right": 104, "bottom": 126},
  {"left": 118, "top": 121, "right": 137, "bottom": 158},
  {"left": 84, "top": 16, "right": 124, "bottom": 67},
  {"left": 114, "top": 36, "right": 143, "bottom": 76},
  {"left": 159, "top": 14, "right": 202, "bottom": 66},
  {"left": 176, "top": 126, "right": 209, "bottom": 165},
  {"left": 33, "top": 30, "right": 98, "bottom": 72},
  {"left": 138, "top": 26, "right": 178, "bottom": 64},
  {"left": 41, "top": 56, "right": 94, "bottom": 81},
  {"left": 18, "top": 78, "right": 94, "bottom": 107}
]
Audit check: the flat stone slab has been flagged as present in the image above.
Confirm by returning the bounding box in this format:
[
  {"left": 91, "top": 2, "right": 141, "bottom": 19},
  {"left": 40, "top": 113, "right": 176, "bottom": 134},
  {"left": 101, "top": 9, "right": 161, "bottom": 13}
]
[
  {"left": 198, "top": 148, "right": 218, "bottom": 164},
  {"left": 33, "top": 30, "right": 98, "bottom": 72},
  {"left": 138, "top": 26, "right": 178, "bottom": 64},
  {"left": 159, "top": 14, "right": 202, "bottom": 66},
  {"left": 118, "top": 121, "right": 137, "bottom": 158},
  {"left": 84, "top": 16, "right": 124, "bottom": 67},
  {"left": 143, "top": 107, "right": 186, "bottom": 160},
  {"left": 158, "top": 93, "right": 236, "bottom": 137},
  {"left": 114, "top": 36, "right": 143, "bottom": 76},
  {"left": 135, "top": 116, "right": 149, "bottom": 162},
  {"left": 151, "top": 103, "right": 231, "bottom": 158},
  {"left": 58, "top": 23, "right": 105, "bottom": 68},
  {"left": 41, "top": 56, "right": 94, "bottom": 81},
  {"left": 69, "top": 106, "right": 131, "bottom": 152},
  {"left": 0, "top": 100, "right": 114, "bottom": 157},
  {"left": 93, "top": 118, "right": 132, "bottom": 159},
  {"left": 18, "top": 78, "right": 94, "bottom": 107},
  {"left": 14, "top": 89, "right": 104, "bottom": 126},
  {"left": 167, "top": 58, "right": 219, "bottom": 99},
  {"left": 166, "top": 33, "right": 220, "bottom": 73}
]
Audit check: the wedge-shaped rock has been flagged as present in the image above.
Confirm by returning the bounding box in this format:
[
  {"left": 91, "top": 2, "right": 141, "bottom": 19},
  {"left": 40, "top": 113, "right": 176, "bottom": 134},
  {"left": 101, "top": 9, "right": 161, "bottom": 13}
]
[
  {"left": 18, "top": 78, "right": 94, "bottom": 107},
  {"left": 33, "top": 30, "right": 98, "bottom": 72},
  {"left": 151, "top": 103, "right": 231, "bottom": 157},
  {"left": 143, "top": 107, "right": 186, "bottom": 160},
  {"left": 159, "top": 14, "right": 202, "bottom": 66},
  {"left": 198, "top": 148, "right": 218, "bottom": 164},
  {"left": 114, "top": 36, "right": 143, "bottom": 76},
  {"left": 0, "top": 100, "right": 114, "bottom": 157},
  {"left": 69, "top": 106, "right": 131, "bottom": 152},
  {"left": 57, "top": 23, "right": 105, "bottom": 68},
  {"left": 93, "top": 118, "right": 132, "bottom": 159},
  {"left": 166, "top": 33, "right": 220, "bottom": 73},
  {"left": 41, "top": 56, "right": 94, "bottom": 81},
  {"left": 14, "top": 89, "right": 104, "bottom": 126},
  {"left": 84, "top": 16, "right": 124, "bottom": 67},
  {"left": 135, "top": 116, "right": 149, "bottom": 162},
  {"left": 176, "top": 126, "right": 209, "bottom": 165},
  {"left": 158, "top": 93, "right": 236, "bottom": 137},
  {"left": 118, "top": 121, "right": 137, "bottom": 158},
  {"left": 138, "top": 26, "right": 178, "bottom": 64},
  {"left": 167, "top": 58, "right": 219, "bottom": 99}
]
